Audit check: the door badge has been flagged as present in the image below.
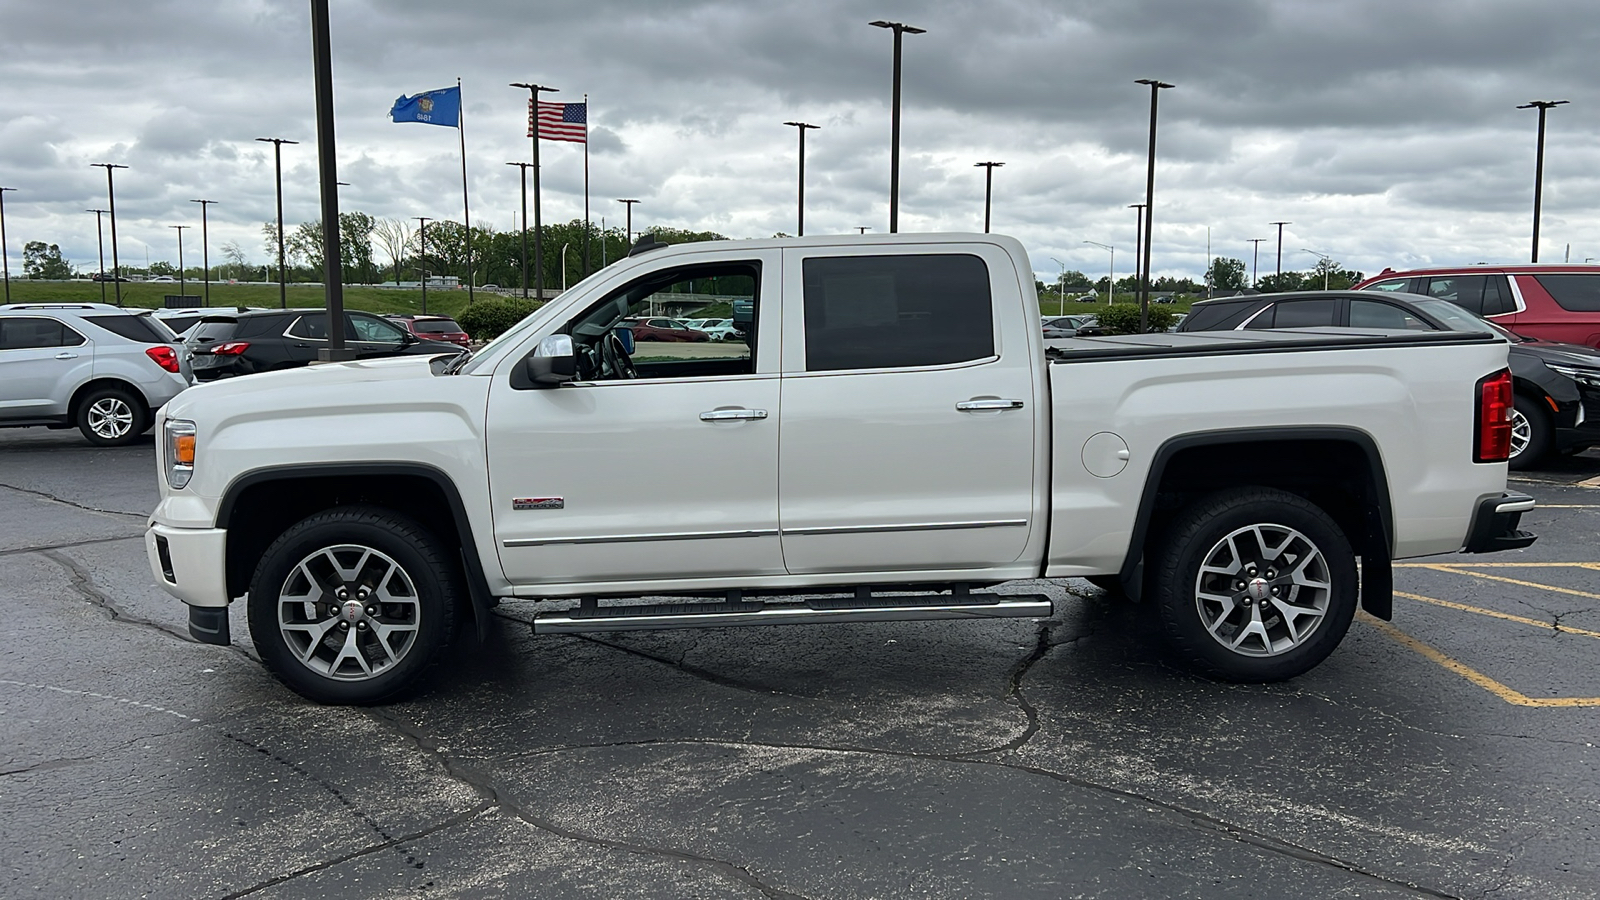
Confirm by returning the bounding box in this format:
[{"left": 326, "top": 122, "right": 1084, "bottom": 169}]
[{"left": 513, "top": 497, "right": 565, "bottom": 510}]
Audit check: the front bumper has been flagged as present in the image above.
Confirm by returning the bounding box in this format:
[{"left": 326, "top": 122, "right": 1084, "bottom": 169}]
[
  {"left": 146, "top": 522, "right": 230, "bottom": 608},
  {"left": 1461, "top": 491, "right": 1538, "bottom": 553}
]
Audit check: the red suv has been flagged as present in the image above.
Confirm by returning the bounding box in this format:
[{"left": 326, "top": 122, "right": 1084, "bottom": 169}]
[
  {"left": 618, "top": 317, "right": 711, "bottom": 342},
  {"left": 384, "top": 314, "right": 471, "bottom": 347},
  {"left": 1354, "top": 265, "right": 1600, "bottom": 349}
]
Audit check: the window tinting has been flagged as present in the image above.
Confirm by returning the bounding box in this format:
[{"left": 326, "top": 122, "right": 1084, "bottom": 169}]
[
  {"left": 85, "top": 315, "right": 170, "bottom": 343},
  {"left": 1482, "top": 276, "right": 1514, "bottom": 316},
  {"left": 1180, "top": 302, "right": 1259, "bottom": 332},
  {"left": 1364, "top": 279, "right": 1413, "bottom": 293},
  {"left": 0, "top": 317, "right": 84, "bottom": 350},
  {"left": 1269, "top": 299, "right": 1339, "bottom": 328},
  {"left": 802, "top": 254, "right": 993, "bottom": 371},
  {"left": 288, "top": 314, "right": 329, "bottom": 339},
  {"left": 1532, "top": 274, "right": 1600, "bottom": 311},
  {"left": 412, "top": 318, "right": 462, "bottom": 334},
  {"left": 1425, "top": 275, "right": 1489, "bottom": 315},
  {"left": 1349, "top": 300, "right": 1435, "bottom": 331}
]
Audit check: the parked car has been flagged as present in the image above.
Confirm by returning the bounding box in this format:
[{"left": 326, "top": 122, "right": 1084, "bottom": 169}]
[
  {"left": 150, "top": 275, "right": 176, "bottom": 283},
  {"left": 186, "top": 309, "right": 464, "bottom": 381},
  {"left": 1042, "top": 314, "right": 1096, "bottom": 339},
  {"left": 618, "top": 317, "right": 711, "bottom": 342},
  {"left": 1354, "top": 264, "right": 1600, "bottom": 349},
  {"left": 1178, "top": 290, "right": 1600, "bottom": 468},
  {"left": 698, "top": 318, "right": 745, "bottom": 341},
  {"left": 151, "top": 308, "right": 211, "bottom": 339},
  {"left": 383, "top": 314, "right": 471, "bottom": 347},
  {"left": 0, "top": 302, "right": 192, "bottom": 446}
]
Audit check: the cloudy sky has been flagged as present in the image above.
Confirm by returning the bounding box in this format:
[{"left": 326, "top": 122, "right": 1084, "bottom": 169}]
[{"left": 3, "top": 0, "right": 1599, "bottom": 285}]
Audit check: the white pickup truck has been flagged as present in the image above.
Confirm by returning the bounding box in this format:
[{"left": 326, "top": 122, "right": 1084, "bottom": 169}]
[{"left": 146, "top": 234, "right": 1536, "bottom": 704}]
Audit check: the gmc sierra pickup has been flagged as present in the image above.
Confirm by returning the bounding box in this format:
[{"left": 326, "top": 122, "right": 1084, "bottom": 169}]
[{"left": 146, "top": 234, "right": 1535, "bottom": 704}]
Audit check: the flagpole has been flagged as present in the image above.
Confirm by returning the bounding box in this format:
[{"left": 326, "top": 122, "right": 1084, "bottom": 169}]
[
  {"left": 583, "top": 93, "right": 591, "bottom": 278},
  {"left": 457, "top": 76, "right": 474, "bottom": 304}
]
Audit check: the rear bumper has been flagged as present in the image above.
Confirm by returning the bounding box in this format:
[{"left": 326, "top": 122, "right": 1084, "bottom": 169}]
[{"left": 1462, "top": 491, "right": 1538, "bottom": 553}]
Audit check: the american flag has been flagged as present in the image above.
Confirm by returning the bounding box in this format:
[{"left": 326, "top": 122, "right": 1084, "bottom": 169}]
[{"left": 530, "top": 101, "right": 587, "bottom": 143}]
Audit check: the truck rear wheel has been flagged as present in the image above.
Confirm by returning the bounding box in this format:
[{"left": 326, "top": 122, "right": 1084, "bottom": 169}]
[
  {"left": 246, "top": 506, "right": 461, "bottom": 704},
  {"left": 1152, "top": 488, "right": 1357, "bottom": 682}
]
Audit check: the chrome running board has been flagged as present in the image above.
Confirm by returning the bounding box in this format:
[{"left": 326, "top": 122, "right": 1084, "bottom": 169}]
[{"left": 532, "top": 593, "right": 1053, "bottom": 635}]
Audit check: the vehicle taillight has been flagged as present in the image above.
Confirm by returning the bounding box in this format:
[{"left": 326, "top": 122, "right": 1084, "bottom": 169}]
[
  {"left": 212, "top": 341, "right": 250, "bottom": 356},
  {"left": 145, "top": 345, "right": 181, "bottom": 373},
  {"left": 1475, "top": 369, "right": 1514, "bottom": 463}
]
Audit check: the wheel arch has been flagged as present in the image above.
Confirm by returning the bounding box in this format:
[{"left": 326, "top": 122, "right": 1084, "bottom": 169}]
[
  {"left": 1119, "top": 427, "right": 1393, "bottom": 618},
  {"left": 68, "top": 377, "right": 150, "bottom": 421},
  {"left": 217, "top": 463, "right": 495, "bottom": 640}
]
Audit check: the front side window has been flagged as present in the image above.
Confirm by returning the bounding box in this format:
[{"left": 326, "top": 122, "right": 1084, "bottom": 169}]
[
  {"left": 802, "top": 254, "right": 993, "bottom": 372},
  {"left": 1532, "top": 274, "right": 1600, "bottom": 312},
  {"left": 0, "top": 317, "right": 85, "bottom": 350}
]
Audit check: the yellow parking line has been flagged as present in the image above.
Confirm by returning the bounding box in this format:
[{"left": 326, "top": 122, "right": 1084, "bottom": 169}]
[
  {"left": 1411, "top": 565, "right": 1600, "bottom": 601},
  {"left": 1358, "top": 612, "right": 1600, "bottom": 708},
  {"left": 1395, "top": 591, "right": 1600, "bottom": 640},
  {"left": 1394, "top": 562, "right": 1600, "bottom": 567},
  {"left": 1531, "top": 504, "right": 1600, "bottom": 508}
]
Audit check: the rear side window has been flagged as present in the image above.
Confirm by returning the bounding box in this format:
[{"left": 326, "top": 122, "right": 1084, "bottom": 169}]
[
  {"left": 1425, "top": 275, "right": 1491, "bottom": 315},
  {"left": 1363, "top": 279, "right": 1412, "bottom": 293},
  {"left": 1532, "top": 274, "right": 1600, "bottom": 311},
  {"left": 1181, "top": 303, "right": 1259, "bottom": 331},
  {"left": 288, "top": 314, "right": 329, "bottom": 339},
  {"left": 1247, "top": 299, "right": 1338, "bottom": 330},
  {"left": 412, "top": 318, "right": 463, "bottom": 334},
  {"left": 0, "top": 317, "right": 86, "bottom": 349},
  {"left": 85, "top": 315, "right": 171, "bottom": 343},
  {"left": 1481, "top": 276, "right": 1514, "bottom": 316},
  {"left": 188, "top": 320, "right": 239, "bottom": 343},
  {"left": 802, "top": 254, "right": 993, "bottom": 372}
]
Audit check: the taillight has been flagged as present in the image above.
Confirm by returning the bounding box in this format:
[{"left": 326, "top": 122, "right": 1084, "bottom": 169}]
[
  {"left": 145, "top": 345, "right": 181, "bottom": 373},
  {"left": 212, "top": 341, "right": 250, "bottom": 356},
  {"left": 1475, "top": 369, "right": 1514, "bottom": 463}
]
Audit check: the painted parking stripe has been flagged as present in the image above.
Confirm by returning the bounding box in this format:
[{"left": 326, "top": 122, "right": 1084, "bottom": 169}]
[
  {"left": 1394, "top": 562, "right": 1600, "bottom": 567},
  {"left": 1396, "top": 591, "right": 1600, "bottom": 640},
  {"left": 1407, "top": 565, "right": 1600, "bottom": 601},
  {"left": 1358, "top": 612, "right": 1600, "bottom": 708}
]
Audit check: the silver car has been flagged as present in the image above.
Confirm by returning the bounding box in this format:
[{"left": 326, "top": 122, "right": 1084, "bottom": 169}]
[{"left": 0, "top": 303, "right": 193, "bottom": 446}]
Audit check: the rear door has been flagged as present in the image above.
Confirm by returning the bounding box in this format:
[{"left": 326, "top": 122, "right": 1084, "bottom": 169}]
[{"left": 776, "top": 245, "right": 1039, "bottom": 576}]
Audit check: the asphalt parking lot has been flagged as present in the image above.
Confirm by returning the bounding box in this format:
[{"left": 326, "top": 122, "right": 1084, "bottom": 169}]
[{"left": 2, "top": 428, "right": 1597, "bottom": 899}]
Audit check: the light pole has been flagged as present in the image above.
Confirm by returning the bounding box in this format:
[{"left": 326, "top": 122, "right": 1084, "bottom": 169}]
[
  {"left": 190, "top": 199, "right": 216, "bottom": 306},
  {"left": 86, "top": 209, "right": 108, "bottom": 303},
  {"left": 414, "top": 216, "right": 431, "bottom": 314},
  {"left": 617, "top": 198, "right": 639, "bottom": 245},
  {"left": 561, "top": 242, "right": 570, "bottom": 292},
  {"left": 1518, "top": 100, "right": 1568, "bottom": 263},
  {"left": 1270, "top": 221, "right": 1291, "bottom": 279},
  {"left": 1302, "top": 249, "right": 1332, "bottom": 290},
  {"left": 784, "top": 121, "right": 820, "bottom": 236},
  {"left": 857, "top": 226, "right": 871, "bottom": 234},
  {"left": 870, "top": 19, "right": 924, "bottom": 234},
  {"left": 170, "top": 225, "right": 190, "bottom": 297},
  {"left": 91, "top": 163, "right": 128, "bottom": 306},
  {"left": 511, "top": 82, "right": 558, "bottom": 299},
  {"left": 255, "top": 137, "right": 298, "bottom": 308},
  {"left": 1134, "top": 78, "right": 1174, "bottom": 333},
  {"left": 1049, "top": 256, "right": 1066, "bottom": 316},
  {"left": 1083, "top": 240, "right": 1114, "bottom": 305},
  {"left": 0, "top": 186, "right": 15, "bottom": 303},
  {"left": 975, "top": 161, "right": 1003, "bottom": 233},
  {"left": 1128, "top": 202, "right": 1146, "bottom": 292},
  {"left": 1247, "top": 238, "right": 1266, "bottom": 289},
  {"left": 506, "top": 162, "right": 535, "bottom": 298}
]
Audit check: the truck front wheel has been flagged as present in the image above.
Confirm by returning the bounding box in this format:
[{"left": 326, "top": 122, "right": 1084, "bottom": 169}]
[
  {"left": 246, "top": 506, "right": 461, "bottom": 704},
  {"left": 1152, "top": 488, "right": 1357, "bottom": 682}
]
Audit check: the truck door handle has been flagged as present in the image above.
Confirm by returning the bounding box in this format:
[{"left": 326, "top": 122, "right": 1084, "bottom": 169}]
[
  {"left": 699, "top": 408, "right": 768, "bottom": 421},
  {"left": 55, "top": 352, "right": 79, "bottom": 360},
  {"left": 956, "top": 398, "right": 1024, "bottom": 411}
]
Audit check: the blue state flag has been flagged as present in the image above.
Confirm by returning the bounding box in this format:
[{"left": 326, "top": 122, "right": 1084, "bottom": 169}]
[{"left": 389, "top": 86, "right": 460, "bottom": 127}]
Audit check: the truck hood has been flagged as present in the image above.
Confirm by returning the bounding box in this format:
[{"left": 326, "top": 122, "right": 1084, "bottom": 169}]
[{"left": 165, "top": 355, "right": 444, "bottom": 419}]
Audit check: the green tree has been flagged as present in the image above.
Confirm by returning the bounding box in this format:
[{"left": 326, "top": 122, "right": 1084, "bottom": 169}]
[
  {"left": 1301, "top": 258, "right": 1364, "bottom": 291},
  {"left": 1208, "top": 257, "right": 1247, "bottom": 291},
  {"left": 22, "top": 241, "right": 72, "bottom": 279},
  {"left": 1257, "top": 271, "right": 1304, "bottom": 292}
]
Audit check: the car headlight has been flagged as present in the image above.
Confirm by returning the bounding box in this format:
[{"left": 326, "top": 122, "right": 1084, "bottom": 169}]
[
  {"left": 165, "top": 418, "right": 196, "bottom": 489},
  {"left": 1548, "top": 364, "right": 1600, "bottom": 388}
]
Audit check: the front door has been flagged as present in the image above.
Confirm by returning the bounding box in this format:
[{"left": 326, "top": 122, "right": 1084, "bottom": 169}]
[
  {"left": 776, "top": 245, "right": 1040, "bottom": 576},
  {"left": 486, "top": 252, "right": 784, "bottom": 589},
  {"left": 0, "top": 316, "right": 90, "bottom": 419}
]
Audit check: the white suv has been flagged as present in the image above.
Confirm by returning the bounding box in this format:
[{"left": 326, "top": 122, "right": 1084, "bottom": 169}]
[{"left": 0, "top": 303, "right": 193, "bottom": 446}]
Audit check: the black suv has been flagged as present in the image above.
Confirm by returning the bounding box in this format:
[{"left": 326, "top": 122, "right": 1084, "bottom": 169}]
[{"left": 187, "top": 309, "right": 463, "bottom": 380}]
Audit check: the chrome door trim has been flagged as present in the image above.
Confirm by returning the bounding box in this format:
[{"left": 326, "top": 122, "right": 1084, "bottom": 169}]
[
  {"left": 504, "top": 528, "right": 780, "bottom": 548},
  {"left": 782, "top": 519, "right": 1028, "bottom": 537},
  {"left": 955, "top": 398, "right": 1024, "bottom": 411},
  {"left": 699, "top": 408, "right": 769, "bottom": 421}
]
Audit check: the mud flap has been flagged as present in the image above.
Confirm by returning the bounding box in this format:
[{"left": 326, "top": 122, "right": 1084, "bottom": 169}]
[
  {"left": 1359, "top": 553, "right": 1392, "bottom": 620},
  {"left": 460, "top": 547, "right": 494, "bottom": 643}
]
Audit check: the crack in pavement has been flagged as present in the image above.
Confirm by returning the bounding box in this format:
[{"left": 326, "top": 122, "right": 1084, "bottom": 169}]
[
  {"left": 0, "top": 533, "right": 144, "bottom": 557},
  {"left": 501, "top": 735, "right": 1464, "bottom": 899},
  {"left": 0, "top": 756, "right": 92, "bottom": 777},
  {"left": 572, "top": 633, "right": 802, "bottom": 698},
  {"left": 41, "top": 548, "right": 195, "bottom": 645},
  {"left": 368, "top": 710, "right": 810, "bottom": 900},
  {"left": 0, "top": 481, "right": 149, "bottom": 519}
]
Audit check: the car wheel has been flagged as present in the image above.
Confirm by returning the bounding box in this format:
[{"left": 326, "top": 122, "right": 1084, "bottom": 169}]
[
  {"left": 247, "top": 506, "right": 461, "bottom": 705},
  {"left": 1508, "top": 396, "right": 1552, "bottom": 471},
  {"left": 1152, "top": 487, "right": 1357, "bottom": 682},
  {"left": 76, "top": 386, "right": 147, "bottom": 447}
]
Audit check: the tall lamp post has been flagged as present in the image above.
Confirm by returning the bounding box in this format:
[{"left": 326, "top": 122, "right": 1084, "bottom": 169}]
[
  {"left": 617, "top": 198, "right": 639, "bottom": 245},
  {"left": 1302, "top": 248, "right": 1333, "bottom": 290},
  {"left": 190, "top": 199, "right": 216, "bottom": 306},
  {"left": 91, "top": 164, "right": 128, "bottom": 306},
  {"left": 169, "top": 225, "right": 190, "bottom": 298},
  {"left": 413, "top": 216, "right": 431, "bottom": 314},
  {"left": 784, "top": 121, "right": 820, "bottom": 236},
  {"left": 1518, "top": 100, "right": 1568, "bottom": 263},
  {"left": 856, "top": 226, "right": 871, "bottom": 234},
  {"left": 511, "top": 82, "right": 558, "bottom": 299},
  {"left": 1049, "top": 256, "right": 1067, "bottom": 316},
  {"left": 1270, "top": 221, "right": 1291, "bottom": 279},
  {"left": 1083, "top": 240, "right": 1114, "bottom": 305},
  {"left": 86, "top": 209, "right": 108, "bottom": 303},
  {"left": 869, "top": 19, "right": 924, "bottom": 234},
  {"left": 1246, "top": 238, "right": 1266, "bottom": 289},
  {"left": 975, "top": 161, "right": 1003, "bottom": 233},
  {"left": 506, "top": 162, "right": 535, "bottom": 298},
  {"left": 1134, "top": 78, "right": 1174, "bottom": 333},
  {"left": 0, "top": 186, "right": 15, "bottom": 304},
  {"left": 1128, "top": 202, "right": 1147, "bottom": 292},
  {"left": 255, "top": 137, "right": 298, "bottom": 309}
]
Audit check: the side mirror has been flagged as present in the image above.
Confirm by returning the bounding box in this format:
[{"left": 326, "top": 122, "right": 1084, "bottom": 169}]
[
  {"left": 525, "top": 334, "right": 576, "bottom": 386},
  {"left": 615, "top": 326, "right": 635, "bottom": 355}
]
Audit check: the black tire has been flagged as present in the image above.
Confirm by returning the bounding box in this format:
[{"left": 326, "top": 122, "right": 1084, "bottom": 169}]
[
  {"left": 247, "top": 505, "right": 461, "bottom": 704},
  {"left": 1152, "top": 487, "right": 1357, "bottom": 682},
  {"left": 1508, "top": 395, "right": 1553, "bottom": 471},
  {"left": 76, "top": 385, "right": 148, "bottom": 447}
]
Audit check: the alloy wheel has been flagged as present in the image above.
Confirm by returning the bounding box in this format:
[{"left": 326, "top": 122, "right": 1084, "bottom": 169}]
[
  {"left": 1508, "top": 407, "right": 1531, "bottom": 460},
  {"left": 276, "top": 544, "right": 422, "bottom": 681},
  {"left": 86, "top": 397, "right": 135, "bottom": 440},
  {"left": 1193, "top": 523, "right": 1332, "bottom": 657}
]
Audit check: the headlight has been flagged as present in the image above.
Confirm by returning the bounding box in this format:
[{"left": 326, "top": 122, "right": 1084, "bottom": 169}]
[
  {"left": 1548, "top": 364, "right": 1600, "bottom": 388},
  {"left": 165, "top": 419, "right": 196, "bottom": 490}
]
